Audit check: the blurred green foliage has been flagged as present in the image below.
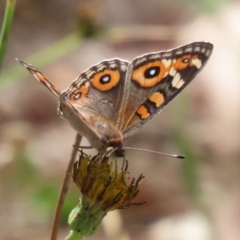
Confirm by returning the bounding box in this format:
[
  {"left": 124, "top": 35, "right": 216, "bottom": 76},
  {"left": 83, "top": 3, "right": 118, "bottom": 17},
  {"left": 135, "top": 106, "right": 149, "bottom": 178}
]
[
  {"left": 171, "top": 95, "right": 202, "bottom": 205},
  {"left": 181, "top": 0, "right": 226, "bottom": 13},
  {"left": 4, "top": 148, "right": 79, "bottom": 223},
  {"left": 0, "top": 0, "right": 16, "bottom": 73}
]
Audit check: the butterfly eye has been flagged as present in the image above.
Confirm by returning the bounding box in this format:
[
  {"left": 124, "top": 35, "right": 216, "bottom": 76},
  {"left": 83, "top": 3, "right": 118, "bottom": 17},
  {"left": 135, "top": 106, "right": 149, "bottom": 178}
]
[
  {"left": 100, "top": 74, "right": 111, "bottom": 84},
  {"left": 144, "top": 66, "right": 160, "bottom": 78}
]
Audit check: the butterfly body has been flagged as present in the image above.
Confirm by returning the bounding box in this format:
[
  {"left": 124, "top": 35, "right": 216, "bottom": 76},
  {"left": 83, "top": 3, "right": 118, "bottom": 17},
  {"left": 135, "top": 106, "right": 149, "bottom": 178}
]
[{"left": 17, "top": 41, "right": 213, "bottom": 155}]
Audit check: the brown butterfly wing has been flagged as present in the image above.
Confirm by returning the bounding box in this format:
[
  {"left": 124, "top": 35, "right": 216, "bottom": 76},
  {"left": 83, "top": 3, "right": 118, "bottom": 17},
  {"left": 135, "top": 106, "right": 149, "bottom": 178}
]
[
  {"left": 61, "top": 59, "right": 129, "bottom": 148},
  {"left": 118, "top": 42, "right": 213, "bottom": 139}
]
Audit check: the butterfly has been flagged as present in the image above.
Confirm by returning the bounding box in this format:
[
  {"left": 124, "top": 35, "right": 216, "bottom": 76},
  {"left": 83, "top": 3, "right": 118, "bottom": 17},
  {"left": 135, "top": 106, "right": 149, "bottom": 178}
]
[{"left": 17, "top": 41, "right": 213, "bottom": 156}]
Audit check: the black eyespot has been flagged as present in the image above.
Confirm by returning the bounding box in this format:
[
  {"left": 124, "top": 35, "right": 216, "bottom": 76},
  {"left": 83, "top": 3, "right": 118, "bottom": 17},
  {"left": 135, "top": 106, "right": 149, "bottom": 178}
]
[
  {"left": 100, "top": 74, "right": 111, "bottom": 84},
  {"left": 74, "top": 93, "right": 81, "bottom": 100},
  {"left": 144, "top": 66, "right": 160, "bottom": 79},
  {"left": 182, "top": 58, "right": 190, "bottom": 63}
]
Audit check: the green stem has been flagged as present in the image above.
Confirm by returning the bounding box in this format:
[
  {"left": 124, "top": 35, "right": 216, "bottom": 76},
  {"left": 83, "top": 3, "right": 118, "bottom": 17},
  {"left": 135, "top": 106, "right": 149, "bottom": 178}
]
[{"left": 0, "top": 0, "right": 16, "bottom": 73}]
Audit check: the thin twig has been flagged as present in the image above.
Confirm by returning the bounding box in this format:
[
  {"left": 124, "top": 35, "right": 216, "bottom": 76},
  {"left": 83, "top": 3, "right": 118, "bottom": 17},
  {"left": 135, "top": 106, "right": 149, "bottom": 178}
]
[{"left": 50, "top": 133, "right": 82, "bottom": 240}]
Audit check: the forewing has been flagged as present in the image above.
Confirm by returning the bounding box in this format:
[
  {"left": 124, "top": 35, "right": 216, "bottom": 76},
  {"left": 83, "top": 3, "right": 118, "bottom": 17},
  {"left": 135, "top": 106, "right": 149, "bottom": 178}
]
[
  {"left": 16, "top": 58, "right": 62, "bottom": 97},
  {"left": 62, "top": 58, "right": 129, "bottom": 127},
  {"left": 118, "top": 42, "right": 213, "bottom": 138},
  {"left": 17, "top": 59, "right": 103, "bottom": 145}
]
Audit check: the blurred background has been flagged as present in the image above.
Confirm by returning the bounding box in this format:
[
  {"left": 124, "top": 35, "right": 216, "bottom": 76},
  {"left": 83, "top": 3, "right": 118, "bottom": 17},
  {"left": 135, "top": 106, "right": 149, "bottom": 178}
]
[{"left": 0, "top": 0, "right": 240, "bottom": 239}]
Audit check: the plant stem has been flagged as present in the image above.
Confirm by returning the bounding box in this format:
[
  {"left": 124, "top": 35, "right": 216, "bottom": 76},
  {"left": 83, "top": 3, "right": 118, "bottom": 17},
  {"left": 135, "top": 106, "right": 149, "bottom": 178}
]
[
  {"left": 50, "top": 133, "right": 82, "bottom": 240},
  {"left": 0, "top": 0, "right": 16, "bottom": 72}
]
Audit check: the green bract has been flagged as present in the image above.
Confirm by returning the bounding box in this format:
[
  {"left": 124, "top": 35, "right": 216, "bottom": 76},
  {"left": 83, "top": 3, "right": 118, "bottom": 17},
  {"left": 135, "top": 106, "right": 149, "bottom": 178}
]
[{"left": 65, "top": 151, "right": 145, "bottom": 239}]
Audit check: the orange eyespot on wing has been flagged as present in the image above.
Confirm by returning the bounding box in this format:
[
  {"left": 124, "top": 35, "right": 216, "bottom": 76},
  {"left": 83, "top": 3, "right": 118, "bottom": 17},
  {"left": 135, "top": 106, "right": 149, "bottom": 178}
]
[
  {"left": 172, "top": 54, "right": 200, "bottom": 70},
  {"left": 70, "top": 86, "right": 90, "bottom": 101},
  {"left": 132, "top": 61, "right": 169, "bottom": 88},
  {"left": 90, "top": 69, "right": 121, "bottom": 91}
]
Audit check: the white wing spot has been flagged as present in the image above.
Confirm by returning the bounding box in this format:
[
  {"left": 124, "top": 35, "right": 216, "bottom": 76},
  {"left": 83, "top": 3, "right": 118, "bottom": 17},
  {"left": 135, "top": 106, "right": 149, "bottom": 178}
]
[
  {"left": 85, "top": 81, "right": 90, "bottom": 87},
  {"left": 194, "top": 46, "right": 200, "bottom": 52},
  {"left": 120, "top": 64, "right": 128, "bottom": 71},
  {"left": 176, "top": 79, "right": 185, "bottom": 89},
  {"left": 191, "top": 58, "right": 202, "bottom": 69},
  {"left": 206, "top": 49, "right": 211, "bottom": 57},
  {"left": 162, "top": 59, "right": 172, "bottom": 68},
  {"left": 185, "top": 47, "right": 193, "bottom": 52},
  {"left": 163, "top": 52, "right": 172, "bottom": 58},
  {"left": 171, "top": 73, "right": 185, "bottom": 89},
  {"left": 96, "top": 64, "right": 106, "bottom": 71},
  {"left": 149, "top": 54, "right": 161, "bottom": 60},
  {"left": 169, "top": 67, "right": 176, "bottom": 76},
  {"left": 135, "top": 57, "right": 147, "bottom": 66},
  {"left": 109, "top": 62, "right": 117, "bottom": 68},
  {"left": 86, "top": 70, "right": 96, "bottom": 79},
  {"left": 176, "top": 50, "right": 183, "bottom": 55}
]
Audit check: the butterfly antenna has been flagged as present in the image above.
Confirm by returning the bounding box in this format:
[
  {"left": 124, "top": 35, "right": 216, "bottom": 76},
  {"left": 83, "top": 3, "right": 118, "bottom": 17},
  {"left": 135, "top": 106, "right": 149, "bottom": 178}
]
[{"left": 123, "top": 147, "right": 185, "bottom": 159}]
